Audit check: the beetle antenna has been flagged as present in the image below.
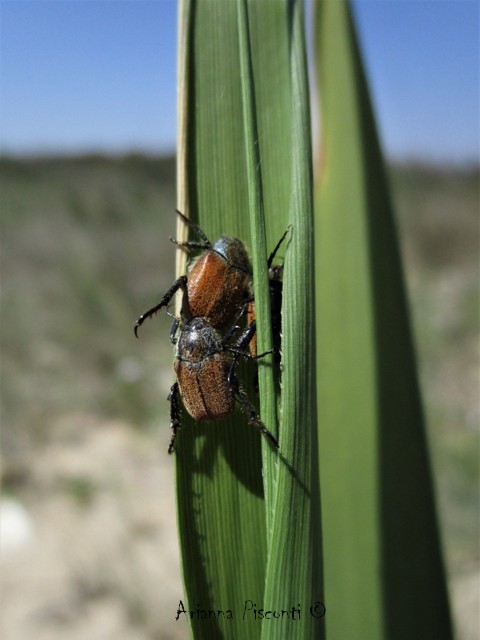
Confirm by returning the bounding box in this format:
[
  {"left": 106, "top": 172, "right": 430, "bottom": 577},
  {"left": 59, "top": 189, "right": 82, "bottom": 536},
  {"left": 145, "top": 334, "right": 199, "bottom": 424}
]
[{"left": 267, "top": 224, "right": 292, "bottom": 267}]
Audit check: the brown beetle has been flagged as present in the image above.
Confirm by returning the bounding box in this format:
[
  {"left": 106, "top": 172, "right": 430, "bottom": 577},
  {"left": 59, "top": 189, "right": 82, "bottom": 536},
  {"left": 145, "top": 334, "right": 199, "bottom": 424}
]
[
  {"left": 134, "top": 211, "right": 252, "bottom": 337},
  {"left": 134, "top": 215, "right": 287, "bottom": 453},
  {"left": 167, "top": 314, "right": 278, "bottom": 454}
]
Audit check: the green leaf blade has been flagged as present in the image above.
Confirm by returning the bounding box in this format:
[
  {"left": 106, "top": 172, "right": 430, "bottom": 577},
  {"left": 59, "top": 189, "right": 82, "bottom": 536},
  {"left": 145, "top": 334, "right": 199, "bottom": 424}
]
[
  {"left": 261, "top": 1, "right": 324, "bottom": 638},
  {"left": 175, "top": 2, "right": 267, "bottom": 637},
  {"left": 175, "top": 1, "right": 323, "bottom": 638},
  {"left": 314, "top": 2, "right": 453, "bottom": 638}
]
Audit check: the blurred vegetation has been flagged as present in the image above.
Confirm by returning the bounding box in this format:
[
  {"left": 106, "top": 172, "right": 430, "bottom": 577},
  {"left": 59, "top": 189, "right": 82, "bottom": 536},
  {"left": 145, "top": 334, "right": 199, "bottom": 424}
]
[
  {"left": 1, "top": 154, "right": 177, "bottom": 457},
  {"left": 1, "top": 153, "right": 478, "bottom": 584},
  {"left": 390, "top": 161, "right": 479, "bottom": 575}
]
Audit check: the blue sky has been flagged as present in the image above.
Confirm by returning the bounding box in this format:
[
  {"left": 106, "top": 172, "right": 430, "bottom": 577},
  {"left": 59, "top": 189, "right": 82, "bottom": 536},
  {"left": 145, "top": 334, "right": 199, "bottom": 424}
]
[{"left": 1, "top": 0, "right": 478, "bottom": 162}]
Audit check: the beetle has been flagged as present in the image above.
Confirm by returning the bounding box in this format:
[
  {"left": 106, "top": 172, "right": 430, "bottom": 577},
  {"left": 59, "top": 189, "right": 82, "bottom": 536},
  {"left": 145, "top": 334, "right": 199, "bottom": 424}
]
[
  {"left": 167, "top": 313, "right": 279, "bottom": 454},
  {"left": 246, "top": 226, "right": 290, "bottom": 357},
  {"left": 135, "top": 210, "right": 252, "bottom": 337},
  {"left": 134, "top": 214, "right": 286, "bottom": 453}
]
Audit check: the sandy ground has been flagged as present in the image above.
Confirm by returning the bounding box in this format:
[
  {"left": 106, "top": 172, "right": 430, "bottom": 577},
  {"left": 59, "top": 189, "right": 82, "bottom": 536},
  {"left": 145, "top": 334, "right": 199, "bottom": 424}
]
[
  {"left": 2, "top": 413, "right": 478, "bottom": 639},
  {"left": 1, "top": 414, "right": 189, "bottom": 640}
]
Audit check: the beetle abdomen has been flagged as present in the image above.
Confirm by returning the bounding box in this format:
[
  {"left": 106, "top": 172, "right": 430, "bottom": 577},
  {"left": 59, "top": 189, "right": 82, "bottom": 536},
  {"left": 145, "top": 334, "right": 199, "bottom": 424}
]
[{"left": 175, "top": 355, "right": 235, "bottom": 421}]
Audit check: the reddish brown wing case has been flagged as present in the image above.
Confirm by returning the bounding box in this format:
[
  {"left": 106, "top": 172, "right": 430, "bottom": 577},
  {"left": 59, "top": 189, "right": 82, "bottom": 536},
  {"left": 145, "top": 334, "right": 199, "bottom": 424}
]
[
  {"left": 174, "top": 354, "right": 235, "bottom": 421},
  {"left": 187, "top": 252, "right": 250, "bottom": 328}
]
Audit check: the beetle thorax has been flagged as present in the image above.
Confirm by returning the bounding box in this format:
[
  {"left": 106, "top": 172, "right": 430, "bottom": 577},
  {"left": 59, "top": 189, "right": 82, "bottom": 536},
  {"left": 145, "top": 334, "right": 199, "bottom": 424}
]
[
  {"left": 212, "top": 236, "right": 251, "bottom": 274},
  {"left": 176, "top": 318, "right": 222, "bottom": 363}
]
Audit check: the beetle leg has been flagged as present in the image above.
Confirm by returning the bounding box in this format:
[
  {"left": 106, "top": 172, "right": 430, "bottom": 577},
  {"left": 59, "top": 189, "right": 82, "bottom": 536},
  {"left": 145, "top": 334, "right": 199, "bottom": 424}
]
[
  {"left": 166, "top": 307, "right": 180, "bottom": 343},
  {"left": 267, "top": 224, "right": 292, "bottom": 267},
  {"left": 231, "top": 377, "right": 279, "bottom": 449},
  {"left": 226, "top": 317, "right": 276, "bottom": 384},
  {"left": 170, "top": 239, "right": 211, "bottom": 251},
  {"left": 134, "top": 275, "right": 188, "bottom": 338},
  {"left": 167, "top": 382, "right": 181, "bottom": 454},
  {"left": 226, "top": 346, "right": 273, "bottom": 394},
  {"left": 169, "top": 316, "right": 180, "bottom": 345},
  {"left": 227, "top": 347, "right": 274, "bottom": 360},
  {"left": 224, "top": 317, "right": 253, "bottom": 384},
  {"left": 174, "top": 209, "right": 211, "bottom": 245},
  {"left": 221, "top": 305, "right": 248, "bottom": 346},
  {"left": 232, "top": 318, "right": 257, "bottom": 351}
]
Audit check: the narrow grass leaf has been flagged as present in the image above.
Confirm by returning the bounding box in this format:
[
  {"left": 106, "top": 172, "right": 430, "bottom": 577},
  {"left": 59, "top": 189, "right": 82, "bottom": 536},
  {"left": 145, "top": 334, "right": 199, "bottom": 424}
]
[
  {"left": 236, "top": 0, "right": 277, "bottom": 516},
  {"left": 175, "top": 2, "right": 266, "bottom": 637},
  {"left": 262, "top": 0, "right": 324, "bottom": 638},
  {"left": 314, "top": 1, "right": 453, "bottom": 638}
]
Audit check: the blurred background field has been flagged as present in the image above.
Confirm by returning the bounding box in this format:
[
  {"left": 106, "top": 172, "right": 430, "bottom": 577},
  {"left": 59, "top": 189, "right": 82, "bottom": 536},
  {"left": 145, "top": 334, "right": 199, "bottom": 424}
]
[
  {"left": 0, "top": 154, "right": 478, "bottom": 639},
  {"left": 1, "top": 0, "right": 478, "bottom": 637}
]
